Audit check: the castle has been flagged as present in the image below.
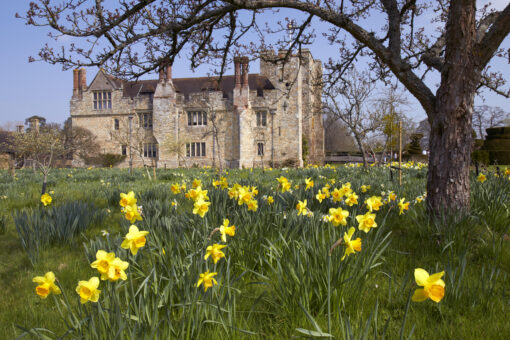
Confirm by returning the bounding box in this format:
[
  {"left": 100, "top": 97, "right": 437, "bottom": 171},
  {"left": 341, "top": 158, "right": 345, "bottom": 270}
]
[{"left": 70, "top": 49, "right": 325, "bottom": 168}]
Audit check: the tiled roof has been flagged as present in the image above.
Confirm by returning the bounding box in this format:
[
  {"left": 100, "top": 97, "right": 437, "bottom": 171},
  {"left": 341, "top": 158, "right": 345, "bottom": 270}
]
[{"left": 121, "top": 74, "right": 275, "bottom": 99}]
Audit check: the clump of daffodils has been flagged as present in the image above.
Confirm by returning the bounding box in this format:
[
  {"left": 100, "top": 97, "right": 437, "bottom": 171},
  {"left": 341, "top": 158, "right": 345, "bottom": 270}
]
[
  {"left": 185, "top": 185, "right": 212, "bottom": 218},
  {"left": 276, "top": 176, "right": 292, "bottom": 193},
  {"left": 227, "top": 184, "right": 259, "bottom": 212},
  {"left": 120, "top": 191, "right": 143, "bottom": 223},
  {"left": 41, "top": 193, "right": 52, "bottom": 206}
]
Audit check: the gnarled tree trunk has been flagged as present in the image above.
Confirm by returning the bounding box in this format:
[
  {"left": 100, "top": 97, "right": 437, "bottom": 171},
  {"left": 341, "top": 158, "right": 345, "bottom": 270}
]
[{"left": 426, "top": 1, "right": 480, "bottom": 213}]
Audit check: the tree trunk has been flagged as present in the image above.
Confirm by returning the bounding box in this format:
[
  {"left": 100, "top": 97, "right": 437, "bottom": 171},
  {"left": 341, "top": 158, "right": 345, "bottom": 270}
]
[
  {"left": 426, "top": 0, "right": 480, "bottom": 213},
  {"left": 354, "top": 135, "right": 368, "bottom": 168}
]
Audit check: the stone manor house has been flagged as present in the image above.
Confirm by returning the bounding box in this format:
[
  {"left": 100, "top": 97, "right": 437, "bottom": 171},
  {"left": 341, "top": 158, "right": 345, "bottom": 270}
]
[{"left": 70, "top": 49, "right": 325, "bottom": 168}]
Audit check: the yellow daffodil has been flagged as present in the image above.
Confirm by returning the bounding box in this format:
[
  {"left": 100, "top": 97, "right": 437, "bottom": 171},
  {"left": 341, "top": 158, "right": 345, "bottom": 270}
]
[
  {"left": 121, "top": 225, "right": 149, "bottom": 255},
  {"left": 398, "top": 198, "right": 410, "bottom": 215},
  {"left": 416, "top": 196, "right": 424, "bottom": 203},
  {"left": 76, "top": 277, "right": 101, "bottom": 304},
  {"left": 212, "top": 180, "right": 220, "bottom": 188},
  {"left": 365, "top": 196, "right": 383, "bottom": 212},
  {"left": 339, "top": 183, "right": 352, "bottom": 197},
  {"left": 505, "top": 169, "right": 510, "bottom": 176},
  {"left": 316, "top": 190, "right": 326, "bottom": 203},
  {"left": 119, "top": 191, "right": 136, "bottom": 208},
  {"left": 90, "top": 250, "right": 115, "bottom": 276},
  {"left": 331, "top": 188, "right": 343, "bottom": 202},
  {"left": 341, "top": 227, "right": 362, "bottom": 261},
  {"left": 196, "top": 270, "right": 218, "bottom": 292},
  {"left": 361, "top": 185, "right": 370, "bottom": 193},
  {"left": 328, "top": 207, "right": 349, "bottom": 227},
  {"left": 204, "top": 243, "right": 226, "bottom": 264},
  {"left": 356, "top": 212, "right": 377, "bottom": 233},
  {"left": 32, "top": 272, "right": 61, "bottom": 298},
  {"left": 40, "top": 193, "right": 52, "bottom": 206},
  {"left": 250, "top": 186, "right": 259, "bottom": 196},
  {"left": 296, "top": 199, "right": 307, "bottom": 216},
  {"left": 305, "top": 178, "right": 314, "bottom": 190},
  {"left": 192, "top": 179, "right": 202, "bottom": 188},
  {"left": 388, "top": 191, "right": 397, "bottom": 201},
  {"left": 171, "top": 184, "right": 181, "bottom": 194},
  {"left": 123, "top": 204, "right": 142, "bottom": 223},
  {"left": 247, "top": 199, "right": 258, "bottom": 211},
  {"left": 411, "top": 268, "right": 445, "bottom": 303},
  {"left": 219, "top": 177, "right": 229, "bottom": 189},
  {"left": 345, "top": 192, "right": 358, "bottom": 206},
  {"left": 477, "top": 173, "right": 486, "bottom": 183},
  {"left": 193, "top": 199, "right": 211, "bottom": 218},
  {"left": 267, "top": 196, "right": 274, "bottom": 204},
  {"left": 219, "top": 219, "right": 236, "bottom": 242},
  {"left": 106, "top": 257, "right": 129, "bottom": 282}
]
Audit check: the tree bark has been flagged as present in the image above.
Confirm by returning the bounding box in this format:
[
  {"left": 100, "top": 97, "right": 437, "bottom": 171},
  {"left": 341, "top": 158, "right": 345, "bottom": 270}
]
[{"left": 426, "top": 0, "right": 480, "bottom": 213}]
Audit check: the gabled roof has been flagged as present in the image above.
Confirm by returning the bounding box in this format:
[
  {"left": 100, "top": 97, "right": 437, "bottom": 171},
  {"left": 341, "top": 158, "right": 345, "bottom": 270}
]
[{"left": 117, "top": 74, "right": 275, "bottom": 99}]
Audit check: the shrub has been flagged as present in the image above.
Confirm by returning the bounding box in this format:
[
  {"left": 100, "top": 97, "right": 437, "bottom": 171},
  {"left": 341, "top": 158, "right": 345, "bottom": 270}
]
[
  {"left": 89, "top": 153, "right": 126, "bottom": 167},
  {"left": 471, "top": 150, "right": 490, "bottom": 165}
]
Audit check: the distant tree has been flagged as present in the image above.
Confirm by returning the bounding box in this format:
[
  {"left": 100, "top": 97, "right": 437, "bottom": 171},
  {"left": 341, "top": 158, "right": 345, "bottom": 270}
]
[
  {"left": 61, "top": 118, "right": 100, "bottom": 164},
  {"left": 324, "top": 69, "right": 384, "bottom": 167},
  {"left": 472, "top": 105, "right": 509, "bottom": 139},
  {"left": 12, "top": 124, "right": 64, "bottom": 194},
  {"left": 323, "top": 115, "right": 357, "bottom": 154}
]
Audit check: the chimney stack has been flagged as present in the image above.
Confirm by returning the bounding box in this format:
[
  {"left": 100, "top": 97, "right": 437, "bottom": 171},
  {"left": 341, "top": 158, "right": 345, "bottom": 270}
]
[
  {"left": 16, "top": 125, "right": 24, "bottom": 133},
  {"left": 159, "top": 67, "right": 165, "bottom": 82},
  {"left": 73, "top": 69, "right": 79, "bottom": 95},
  {"left": 234, "top": 57, "right": 242, "bottom": 90},
  {"left": 166, "top": 65, "right": 172, "bottom": 83},
  {"left": 79, "top": 68, "right": 87, "bottom": 91},
  {"left": 240, "top": 56, "right": 249, "bottom": 89}
]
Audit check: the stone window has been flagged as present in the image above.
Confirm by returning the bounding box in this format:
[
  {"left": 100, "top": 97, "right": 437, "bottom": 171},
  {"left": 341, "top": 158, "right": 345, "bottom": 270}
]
[
  {"left": 93, "top": 91, "right": 112, "bottom": 110},
  {"left": 143, "top": 143, "right": 158, "bottom": 158},
  {"left": 187, "top": 111, "right": 207, "bottom": 126},
  {"left": 121, "top": 145, "right": 127, "bottom": 156},
  {"left": 114, "top": 118, "right": 120, "bottom": 130},
  {"left": 140, "top": 113, "right": 153, "bottom": 130},
  {"left": 257, "top": 142, "right": 264, "bottom": 156},
  {"left": 186, "top": 142, "right": 206, "bottom": 157},
  {"left": 256, "top": 111, "right": 267, "bottom": 127}
]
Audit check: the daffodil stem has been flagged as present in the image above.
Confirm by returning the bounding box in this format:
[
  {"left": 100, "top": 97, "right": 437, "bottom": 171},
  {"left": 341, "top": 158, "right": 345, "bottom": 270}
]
[
  {"left": 209, "top": 227, "right": 220, "bottom": 239},
  {"left": 327, "top": 254, "right": 331, "bottom": 334}
]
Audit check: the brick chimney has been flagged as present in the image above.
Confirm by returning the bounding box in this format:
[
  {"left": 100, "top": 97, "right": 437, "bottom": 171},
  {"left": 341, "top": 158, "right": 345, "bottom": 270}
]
[
  {"left": 79, "top": 68, "right": 87, "bottom": 91},
  {"left": 241, "top": 56, "right": 249, "bottom": 89},
  {"left": 73, "top": 69, "right": 79, "bottom": 96},
  {"left": 234, "top": 57, "right": 242, "bottom": 90},
  {"left": 166, "top": 65, "right": 172, "bottom": 83}
]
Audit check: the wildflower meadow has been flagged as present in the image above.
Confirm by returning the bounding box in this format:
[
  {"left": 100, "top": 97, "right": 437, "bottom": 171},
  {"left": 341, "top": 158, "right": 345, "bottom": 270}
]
[{"left": 0, "top": 164, "right": 509, "bottom": 339}]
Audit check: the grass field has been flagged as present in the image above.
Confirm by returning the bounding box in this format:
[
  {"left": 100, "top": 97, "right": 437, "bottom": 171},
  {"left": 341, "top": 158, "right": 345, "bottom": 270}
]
[{"left": 0, "top": 164, "right": 509, "bottom": 339}]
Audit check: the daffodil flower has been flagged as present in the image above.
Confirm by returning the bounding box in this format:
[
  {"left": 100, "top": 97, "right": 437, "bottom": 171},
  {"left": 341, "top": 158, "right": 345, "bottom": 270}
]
[
  {"left": 341, "top": 227, "right": 362, "bottom": 261},
  {"left": 219, "top": 219, "right": 236, "bottom": 242},
  {"left": 121, "top": 225, "right": 149, "bottom": 255},
  {"left": 119, "top": 191, "right": 137, "bottom": 208},
  {"left": 76, "top": 277, "right": 101, "bottom": 304},
  {"left": 356, "top": 212, "right": 377, "bottom": 233},
  {"left": 40, "top": 193, "right": 52, "bottom": 206},
  {"left": 32, "top": 272, "right": 61, "bottom": 298},
  {"left": 204, "top": 244, "right": 226, "bottom": 264},
  {"left": 196, "top": 271, "right": 218, "bottom": 292},
  {"left": 411, "top": 268, "right": 445, "bottom": 303}
]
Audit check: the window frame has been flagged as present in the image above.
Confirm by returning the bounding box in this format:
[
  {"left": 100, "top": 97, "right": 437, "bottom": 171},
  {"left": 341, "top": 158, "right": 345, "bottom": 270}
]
[
  {"left": 93, "top": 91, "right": 112, "bottom": 111},
  {"left": 185, "top": 142, "right": 206, "bottom": 157},
  {"left": 187, "top": 111, "right": 208, "bottom": 126},
  {"left": 257, "top": 142, "right": 264, "bottom": 156}
]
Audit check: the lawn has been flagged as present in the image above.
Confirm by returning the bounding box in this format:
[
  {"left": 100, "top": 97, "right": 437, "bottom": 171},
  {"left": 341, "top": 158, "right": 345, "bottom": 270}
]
[{"left": 0, "top": 164, "right": 509, "bottom": 339}]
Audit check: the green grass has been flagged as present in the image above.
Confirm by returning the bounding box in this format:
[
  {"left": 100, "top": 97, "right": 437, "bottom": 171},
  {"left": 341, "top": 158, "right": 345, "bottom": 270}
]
[{"left": 0, "top": 165, "right": 509, "bottom": 339}]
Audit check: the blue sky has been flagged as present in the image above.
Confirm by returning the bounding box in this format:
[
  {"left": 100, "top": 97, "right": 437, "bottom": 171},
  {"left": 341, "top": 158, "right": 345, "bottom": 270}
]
[{"left": 1, "top": 1, "right": 508, "bottom": 128}]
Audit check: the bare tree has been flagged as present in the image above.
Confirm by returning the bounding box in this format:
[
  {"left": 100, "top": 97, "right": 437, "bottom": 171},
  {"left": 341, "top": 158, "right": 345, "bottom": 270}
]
[
  {"left": 324, "top": 69, "right": 383, "bottom": 167},
  {"left": 110, "top": 116, "right": 153, "bottom": 178},
  {"left": 323, "top": 115, "right": 357, "bottom": 154},
  {"left": 472, "top": 105, "right": 509, "bottom": 139},
  {"left": 19, "top": 1, "right": 510, "bottom": 213},
  {"left": 61, "top": 118, "right": 100, "bottom": 163},
  {"left": 12, "top": 125, "right": 65, "bottom": 194}
]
